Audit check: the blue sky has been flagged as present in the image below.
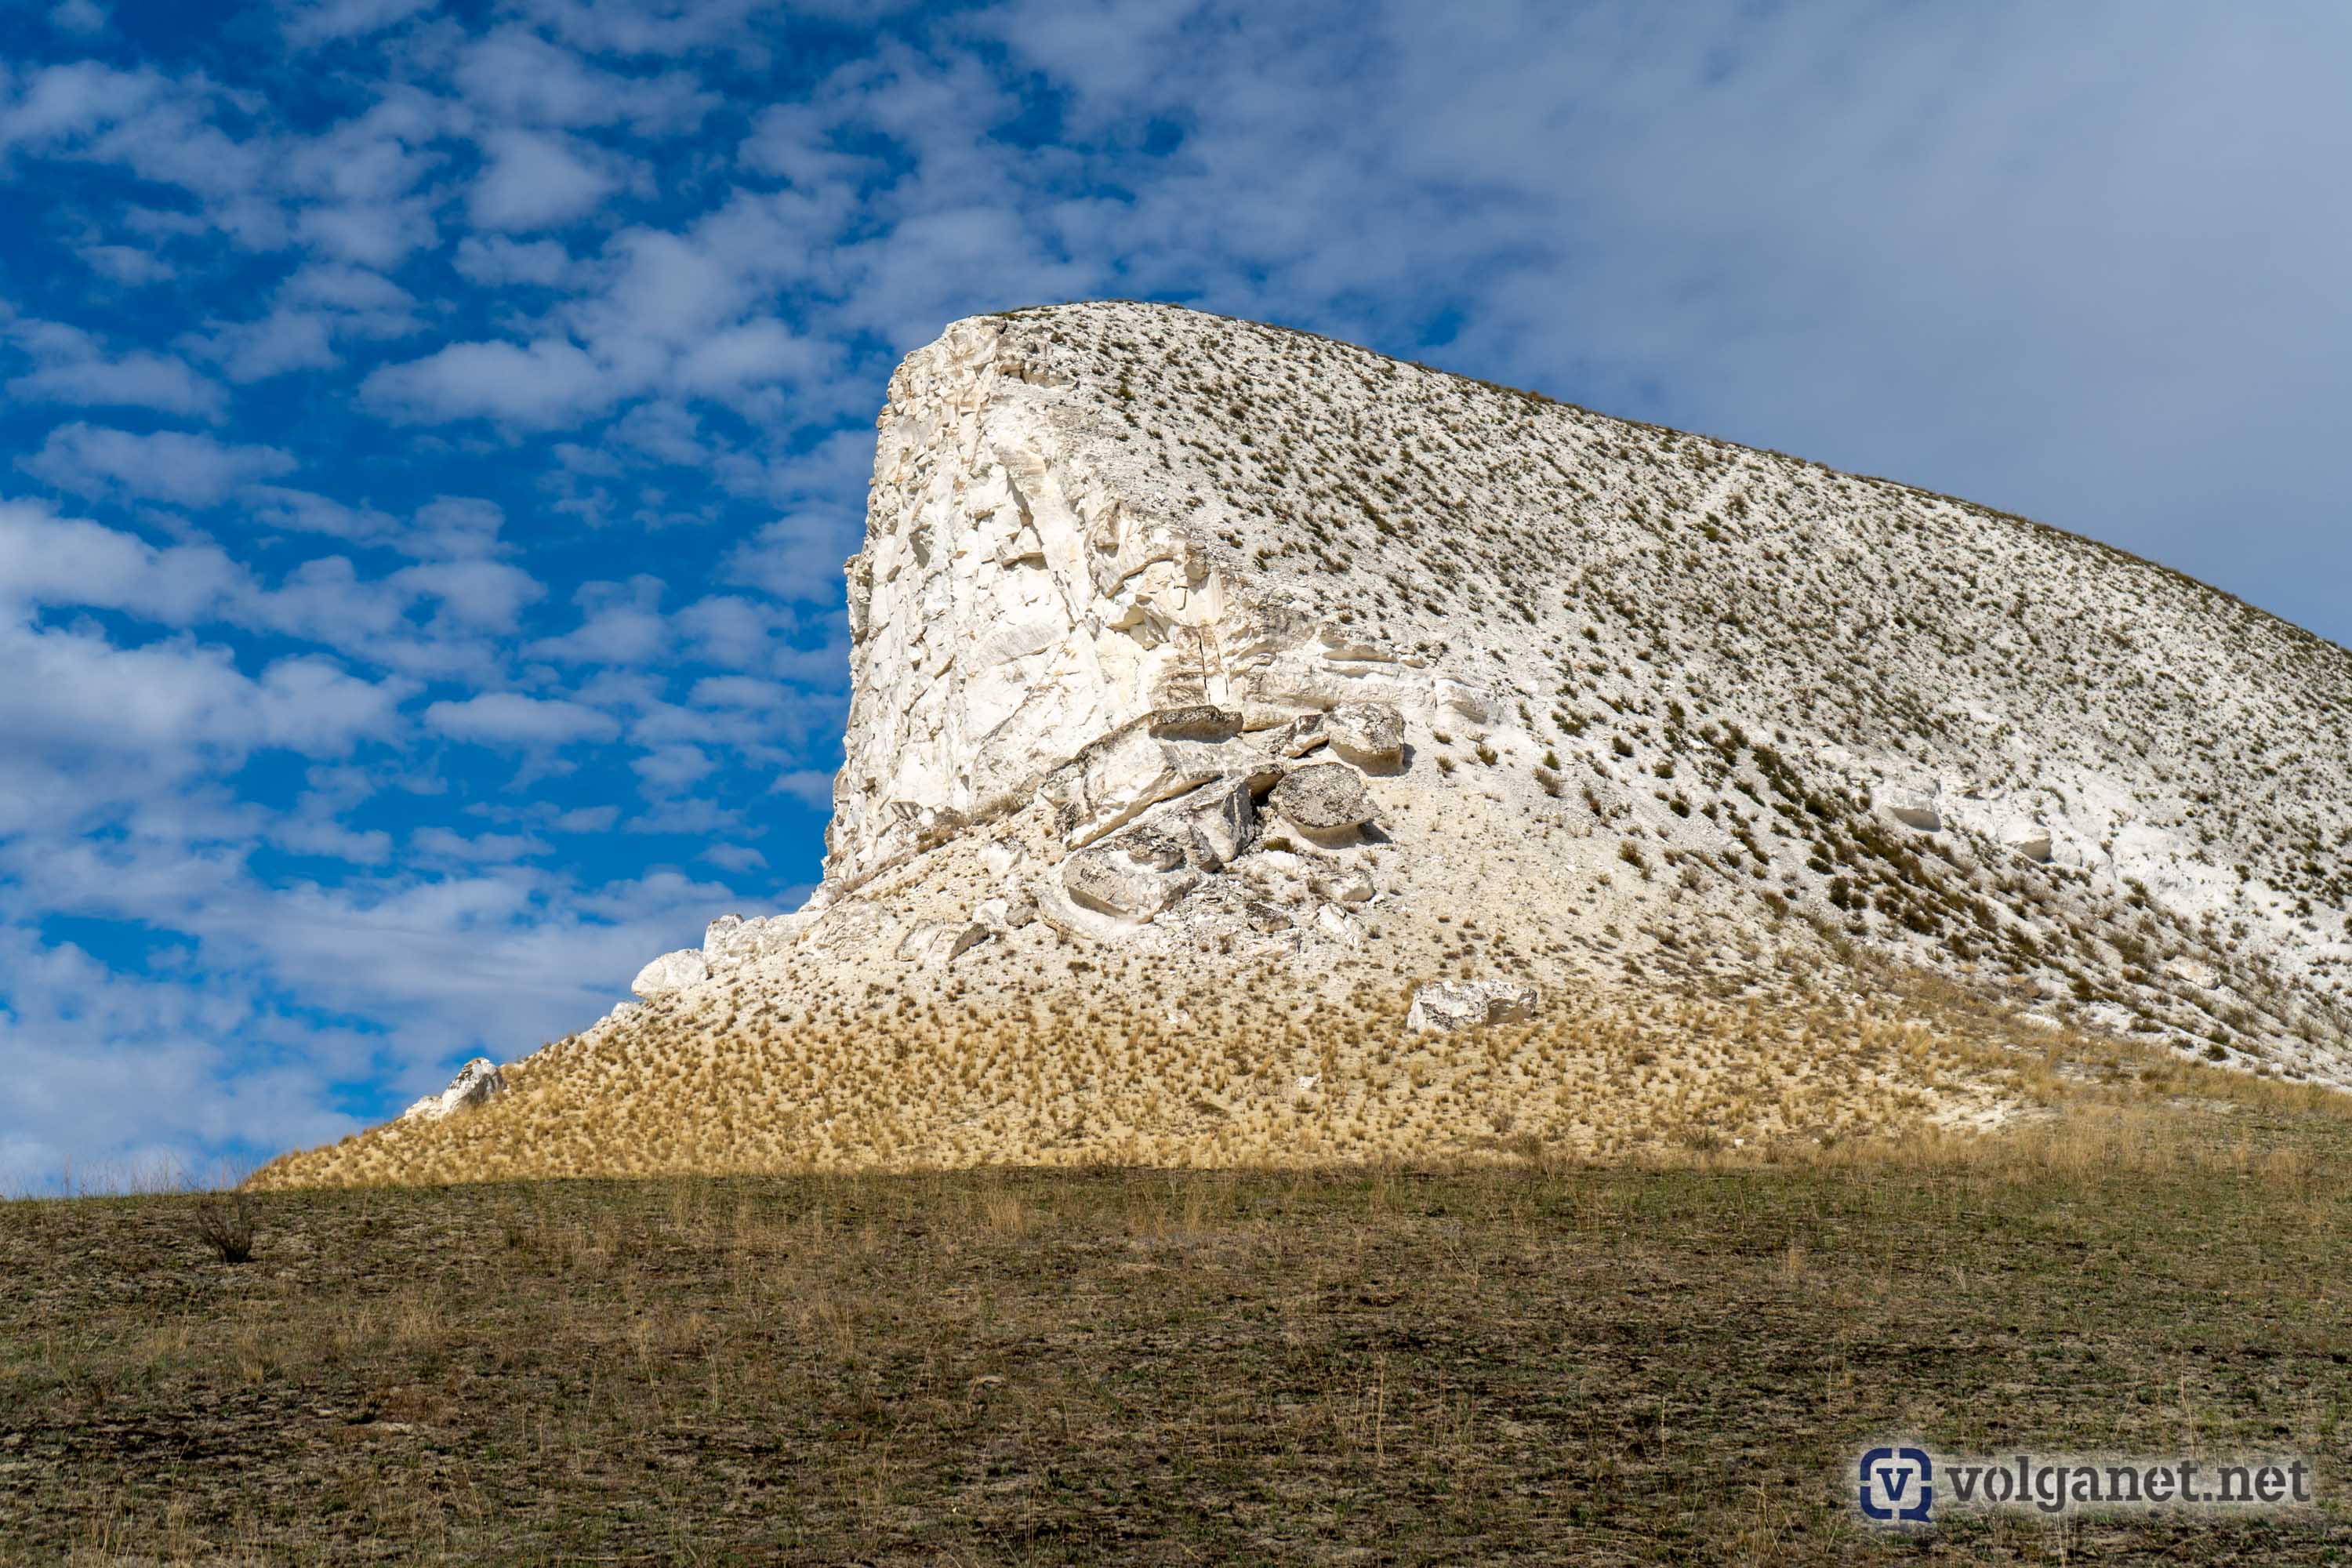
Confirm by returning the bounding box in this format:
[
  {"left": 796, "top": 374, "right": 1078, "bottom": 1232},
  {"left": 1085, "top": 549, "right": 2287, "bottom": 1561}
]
[{"left": 3, "top": 0, "right": 2348, "bottom": 1190}]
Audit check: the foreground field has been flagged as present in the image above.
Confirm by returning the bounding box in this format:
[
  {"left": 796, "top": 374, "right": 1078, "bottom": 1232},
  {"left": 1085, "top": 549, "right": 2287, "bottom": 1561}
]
[{"left": 7, "top": 1097, "right": 2351, "bottom": 1564}]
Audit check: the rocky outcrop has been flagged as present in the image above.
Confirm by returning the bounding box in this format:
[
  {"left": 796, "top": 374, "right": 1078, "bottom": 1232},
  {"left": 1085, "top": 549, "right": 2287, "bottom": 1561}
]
[
  {"left": 401, "top": 1058, "right": 505, "bottom": 1122},
  {"left": 1409, "top": 981, "right": 1541, "bottom": 1033},
  {"left": 632, "top": 949, "right": 708, "bottom": 998},
  {"left": 898, "top": 920, "right": 990, "bottom": 967},
  {"left": 823, "top": 317, "right": 1490, "bottom": 895},
  {"left": 1327, "top": 702, "right": 1405, "bottom": 768},
  {"left": 583, "top": 301, "right": 2347, "bottom": 1083},
  {"left": 1269, "top": 764, "right": 1379, "bottom": 837},
  {"left": 263, "top": 299, "right": 2352, "bottom": 1191},
  {"left": 2001, "top": 819, "right": 2055, "bottom": 863},
  {"left": 1882, "top": 784, "right": 1943, "bottom": 833}
]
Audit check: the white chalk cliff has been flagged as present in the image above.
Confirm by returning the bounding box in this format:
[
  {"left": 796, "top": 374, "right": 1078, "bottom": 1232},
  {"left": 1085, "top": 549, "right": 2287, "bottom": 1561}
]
[{"left": 261, "top": 302, "right": 2352, "bottom": 1186}]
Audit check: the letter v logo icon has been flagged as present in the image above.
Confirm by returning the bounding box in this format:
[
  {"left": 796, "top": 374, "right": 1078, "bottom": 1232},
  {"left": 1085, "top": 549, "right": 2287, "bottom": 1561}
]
[{"left": 1858, "top": 1446, "right": 1935, "bottom": 1523}]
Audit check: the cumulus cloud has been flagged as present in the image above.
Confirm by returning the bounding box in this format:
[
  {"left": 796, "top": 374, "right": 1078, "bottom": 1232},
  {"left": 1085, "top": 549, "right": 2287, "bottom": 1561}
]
[
  {"left": 195, "top": 309, "right": 341, "bottom": 383},
  {"left": 424, "top": 691, "right": 622, "bottom": 746},
  {"left": 702, "top": 842, "right": 766, "bottom": 872},
  {"left": 49, "top": 0, "right": 108, "bottom": 35},
  {"left": 361, "top": 336, "right": 608, "bottom": 424},
  {"left": 469, "top": 129, "right": 630, "bottom": 233},
  {"left": 19, "top": 423, "right": 295, "bottom": 506},
  {"left": 517, "top": 0, "right": 794, "bottom": 56},
  {"left": 279, "top": 0, "right": 435, "bottom": 47},
  {"left": 4, "top": 316, "right": 224, "bottom": 416},
  {"left": 452, "top": 235, "right": 582, "bottom": 287},
  {"left": 454, "top": 26, "right": 717, "bottom": 132},
  {"left": 78, "top": 241, "right": 174, "bottom": 284}
]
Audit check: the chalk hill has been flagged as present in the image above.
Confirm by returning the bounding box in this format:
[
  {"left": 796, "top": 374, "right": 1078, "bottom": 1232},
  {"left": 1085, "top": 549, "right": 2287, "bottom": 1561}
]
[{"left": 258, "top": 302, "right": 2352, "bottom": 1186}]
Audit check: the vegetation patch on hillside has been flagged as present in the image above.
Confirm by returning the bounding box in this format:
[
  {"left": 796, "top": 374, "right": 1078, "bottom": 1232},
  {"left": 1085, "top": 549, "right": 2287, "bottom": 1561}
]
[{"left": 9, "top": 1090, "right": 2350, "bottom": 1563}]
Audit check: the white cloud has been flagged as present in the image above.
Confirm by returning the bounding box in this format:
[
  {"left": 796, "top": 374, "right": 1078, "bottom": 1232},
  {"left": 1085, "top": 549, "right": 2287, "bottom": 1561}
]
[
  {"left": 280, "top": 0, "right": 435, "bottom": 47},
  {"left": 243, "top": 485, "right": 401, "bottom": 545},
  {"left": 0, "top": 61, "right": 165, "bottom": 152},
  {"left": 424, "top": 691, "right": 621, "bottom": 747},
  {"left": 453, "top": 26, "right": 717, "bottom": 131},
  {"left": 672, "top": 317, "right": 826, "bottom": 394},
  {"left": 49, "top": 0, "right": 108, "bottom": 34},
  {"left": 410, "top": 826, "right": 552, "bottom": 862},
  {"left": 405, "top": 495, "right": 509, "bottom": 558},
  {"left": 0, "top": 500, "right": 535, "bottom": 684},
  {"left": 196, "top": 309, "right": 340, "bottom": 383},
  {"left": 452, "top": 234, "right": 582, "bottom": 287},
  {"left": 19, "top": 423, "right": 294, "bottom": 506},
  {"left": 630, "top": 742, "right": 713, "bottom": 793},
  {"left": 0, "top": 618, "right": 402, "bottom": 801},
  {"left": 526, "top": 575, "right": 669, "bottom": 663},
  {"left": 283, "top": 262, "right": 416, "bottom": 316},
  {"left": 528, "top": 604, "right": 669, "bottom": 663},
  {"left": 468, "top": 128, "right": 628, "bottom": 232},
  {"left": 4, "top": 316, "right": 224, "bottom": 417},
  {"left": 674, "top": 593, "right": 783, "bottom": 667},
  {"left": 390, "top": 559, "right": 544, "bottom": 630},
  {"left": 517, "top": 0, "right": 793, "bottom": 56},
  {"left": 360, "top": 336, "right": 608, "bottom": 425},
  {"left": 769, "top": 768, "right": 833, "bottom": 808},
  {"left": 0, "top": 501, "right": 245, "bottom": 623},
  {"left": 78, "top": 242, "right": 174, "bottom": 284}
]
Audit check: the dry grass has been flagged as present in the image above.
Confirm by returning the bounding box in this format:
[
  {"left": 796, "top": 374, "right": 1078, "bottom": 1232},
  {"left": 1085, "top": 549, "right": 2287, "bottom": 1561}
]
[
  {"left": 10, "top": 1089, "right": 2352, "bottom": 1564},
  {"left": 252, "top": 953, "right": 2129, "bottom": 1189}
]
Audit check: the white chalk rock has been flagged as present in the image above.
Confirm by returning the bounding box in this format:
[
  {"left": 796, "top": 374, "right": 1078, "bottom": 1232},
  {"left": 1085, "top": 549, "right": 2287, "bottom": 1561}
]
[
  {"left": 1269, "top": 712, "right": 1330, "bottom": 757},
  {"left": 2165, "top": 955, "right": 2220, "bottom": 989},
  {"left": 1327, "top": 702, "right": 1406, "bottom": 767},
  {"left": 898, "top": 920, "right": 991, "bottom": 967},
  {"left": 1045, "top": 709, "right": 1278, "bottom": 851},
  {"left": 2000, "top": 818, "right": 2054, "bottom": 862},
  {"left": 702, "top": 913, "right": 746, "bottom": 960},
  {"left": 1407, "top": 979, "right": 1539, "bottom": 1033},
  {"left": 1312, "top": 867, "right": 1376, "bottom": 904},
  {"left": 1314, "top": 904, "right": 1365, "bottom": 947},
  {"left": 1882, "top": 784, "right": 1941, "bottom": 833},
  {"left": 1164, "top": 772, "right": 1259, "bottom": 869},
  {"left": 401, "top": 1058, "right": 505, "bottom": 1122},
  {"left": 631, "top": 949, "right": 710, "bottom": 998},
  {"left": 1269, "top": 763, "right": 1377, "bottom": 834},
  {"left": 1062, "top": 826, "right": 1203, "bottom": 922},
  {"left": 801, "top": 900, "right": 898, "bottom": 957}
]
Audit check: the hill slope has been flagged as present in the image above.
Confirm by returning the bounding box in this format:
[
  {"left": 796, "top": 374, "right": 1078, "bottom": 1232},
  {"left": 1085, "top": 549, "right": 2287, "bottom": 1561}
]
[{"left": 260, "top": 302, "right": 2352, "bottom": 1186}]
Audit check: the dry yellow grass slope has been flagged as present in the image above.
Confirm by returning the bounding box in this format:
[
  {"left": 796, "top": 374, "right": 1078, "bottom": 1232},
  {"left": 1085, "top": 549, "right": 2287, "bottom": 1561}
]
[{"left": 262, "top": 943, "right": 2078, "bottom": 1188}]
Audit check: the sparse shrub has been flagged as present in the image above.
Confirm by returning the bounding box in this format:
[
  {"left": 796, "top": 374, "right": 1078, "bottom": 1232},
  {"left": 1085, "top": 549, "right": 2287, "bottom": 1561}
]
[{"left": 191, "top": 1190, "right": 258, "bottom": 1264}]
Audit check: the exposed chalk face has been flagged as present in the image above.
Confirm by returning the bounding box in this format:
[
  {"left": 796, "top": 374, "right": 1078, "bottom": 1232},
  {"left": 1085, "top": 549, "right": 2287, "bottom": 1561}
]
[
  {"left": 823, "top": 316, "right": 1489, "bottom": 894},
  {"left": 697, "top": 302, "right": 2351, "bottom": 1076}
]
